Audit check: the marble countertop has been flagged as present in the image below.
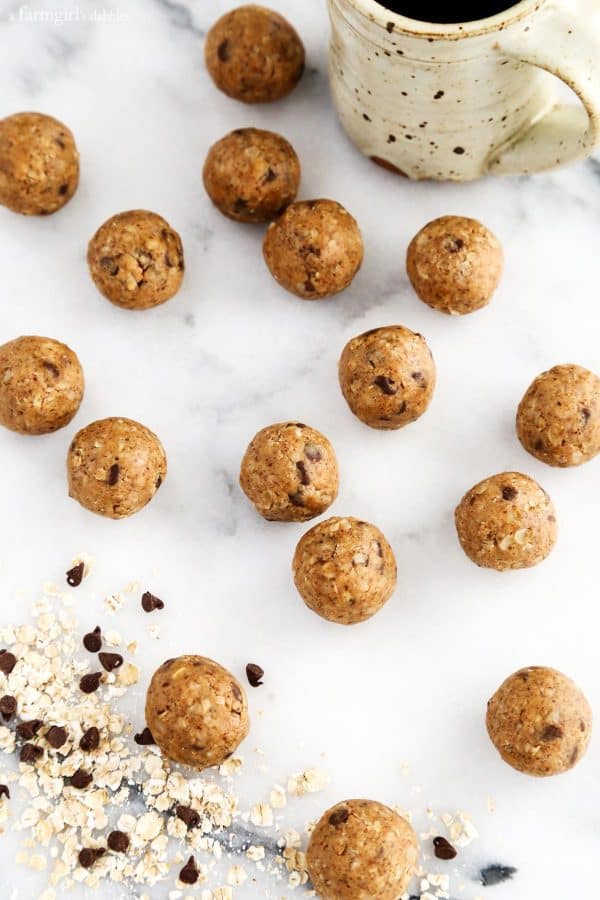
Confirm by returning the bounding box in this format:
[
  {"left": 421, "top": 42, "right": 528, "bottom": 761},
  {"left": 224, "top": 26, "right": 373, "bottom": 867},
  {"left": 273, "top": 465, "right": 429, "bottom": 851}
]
[{"left": 1, "top": 0, "right": 600, "bottom": 897}]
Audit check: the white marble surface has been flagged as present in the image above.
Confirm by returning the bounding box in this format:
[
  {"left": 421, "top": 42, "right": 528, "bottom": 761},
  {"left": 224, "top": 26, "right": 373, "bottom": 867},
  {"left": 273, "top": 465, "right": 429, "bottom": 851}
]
[{"left": 1, "top": 0, "right": 600, "bottom": 897}]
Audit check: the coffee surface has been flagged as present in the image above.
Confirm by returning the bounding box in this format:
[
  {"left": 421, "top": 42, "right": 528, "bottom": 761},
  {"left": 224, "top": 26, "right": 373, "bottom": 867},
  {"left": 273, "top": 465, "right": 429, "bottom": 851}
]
[{"left": 378, "top": 2, "right": 517, "bottom": 24}]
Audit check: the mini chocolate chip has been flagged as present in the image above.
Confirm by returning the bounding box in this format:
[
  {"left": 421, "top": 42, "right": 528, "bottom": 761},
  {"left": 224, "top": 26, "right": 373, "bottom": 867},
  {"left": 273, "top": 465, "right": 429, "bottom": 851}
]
[
  {"left": 0, "top": 784, "right": 9, "bottom": 799},
  {"left": 70, "top": 768, "right": 93, "bottom": 789},
  {"left": 386, "top": 20, "right": 394, "bottom": 32},
  {"left": 296, "top": 461, "right": 310, "bottom": 486},
  {"left": 0, "top": 651, "right": 17, "bottom": 675},
  {"left": 16, "top": 719, "right": 43, "bottom": 740},
  {"left": 246, "top": 663, "right": 264, "bottom": 688},
  {"left": 433, "top": 836, "right": 457, "bottom": 860},
  {"left": 107, "top": 830, "right": 129, "bottom": 852},
  {"left": 107, "top": 463, "right": 119, "bottom": 486},
  {"left": 46, "top": 725, "right": 68, "bottom": 748},
  {"left": 176, "top": 805, "right": 201, "bottom": 828},
  {"left": 453, "top": 146, "right": 465, "bottom": 154},
  {"left": 66, "top": 562, "right": 85, "bottom": 587},
  {"left": 541, "top": 724, "right": 563, "bottom": 741},
  {"left": 100, "top": 256, "right": 119, "bottom": 275},
  {"left": 374, "top": 375, "right": 397, "bottom": 395},
  {"left": 304, "top": 277, "right": 316, "bottom": 293},
  {"left": 80, "top": 727, "right": 100, "bottom": 751},
  {"left": 582, "top": 407, "right": 591, "bottom": 422},
  {"left": 264, "top": 167, "right": 277, "bottom": 183},
  {"left": 448, "top": 237, "right": 464, "bottom": 252},
  {"left": 411, "top": 371, "right": 425, "bottom": 384},
  {"left": 580, "top": 719, "right": 587, "bottom": 732},
  {"left": 83, "top": 626, "right": 102, "bottom": 653},
  {"left": 570, "top": 745, "right": 579, "bottom": 765},
  {"left": 134, "top": 727, "right": 155, "bottom": 746},
  {"left": 20, "top": 743, "right": 43, "bottom": 764},
  {"left": 78, "top": 847, "right": 105, "bottom": 868},
  {"left": 42, "top": 360, "right": 60, "bottom": 376},
  {"left": 79, "top": 672, "right": 102, "bottom": 694},
  {"left": 434, "top": 89, "right": 444, "bottom": 99},
  {"left": 58, "top": 182, "right": 69, "bottom": 195},
  {"left": 288, "top": 491, "right": 305, "bottom": 507},
  {"left": 156, "top": 474, "right": 163, "bottom": 489},
  {"left": 231, "top": 681, "right": 243, "bottom": 703},
  {"left": 0, "top": 695, "right": 16, "bottom": 721},
  {"left": 141, "top": 592, "right": 164, "bottom": 612},
  {"left": 501, "top": 486, "right": 518, "bottom": 501},
  {"left": 397, "top": 400, "right": 407, "bottom": 415},
  {"left": 217, "top": 39, "right": 230, "bottom": 61},
  {"left": 98, "top": 652, "right": 123, "bottom": 673},
  {"left": 329, "top": 808, "right": 349, "bottom": 827},
  {"left": 179, "top": 856, "right": 199, "bottom": 885},
  {"left": 304, "top": 443, "right": 322, "bottom": 462}
]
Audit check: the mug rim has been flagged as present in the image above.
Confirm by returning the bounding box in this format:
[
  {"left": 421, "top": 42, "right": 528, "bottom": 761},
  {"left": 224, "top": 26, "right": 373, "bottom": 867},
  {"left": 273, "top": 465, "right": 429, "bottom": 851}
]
[{"left": 341, "top": 0, "right": 543, "bottom": 37}]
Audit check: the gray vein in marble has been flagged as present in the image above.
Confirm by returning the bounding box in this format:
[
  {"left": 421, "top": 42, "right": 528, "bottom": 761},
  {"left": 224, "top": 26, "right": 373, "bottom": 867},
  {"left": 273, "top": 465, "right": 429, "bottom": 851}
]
[{"left": 151, "top": 0, "right": 204, "bottom": 38}]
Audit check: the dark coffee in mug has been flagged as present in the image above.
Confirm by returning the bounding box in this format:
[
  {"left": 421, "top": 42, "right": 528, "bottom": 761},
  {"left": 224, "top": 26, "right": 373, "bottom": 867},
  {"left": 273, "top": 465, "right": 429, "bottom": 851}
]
[{"left": 378, "top": 2, "right": 518, "bottom": 24}]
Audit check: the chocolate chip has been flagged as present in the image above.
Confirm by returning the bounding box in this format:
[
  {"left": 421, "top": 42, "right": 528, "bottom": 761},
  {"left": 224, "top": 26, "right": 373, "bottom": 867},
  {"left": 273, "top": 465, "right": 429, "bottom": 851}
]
[
  {"left": 0, "top": 695, "right": 16, "bottom": 721},
  {"left": 217, "top": 39, "right": 230, "bottom": 61},
  {"left": 288, "top": 492, "right": 305, "bottom": 507},
  {"left": 107, "top": 463, "right": 119, "bottom": 486},
  {"left": 411, "top": 371, "right": 425, "bottom": 384},
  {"left": 304, "top": 443, "right": 322, "bottom": 462},
  {"left": 501, "top": 486, "right": 518, "bottom": 501},
  {"left": 100, "top": 256, "right": 119, "bottom": 276},
  {"left": 570, "top": 745, "right": 579, "bottom": 765},
  {"left": 79, "top": 672, "right": 102, "bottom": 694},
  {"left": 434, "top": 89, "right": 444, "bottom": 99},
  {"left": 179, "top": 856, "right": 199, "bottom": 885},
  {"left": 246, "top": 663, "right": 264, "bottom": 688},
  {"left": 0, "top": 784, "right": 9, "bottom": 799},
  {"left": 453, "top": 146, "right": 465, "bottom": 154},
  {"left": 46, "top": 726, "right": 68, "bottom": 748},
  {"left": 16, "top": 719, "right": 43, "bottom": 740},
  {"left": 70, "top": 768, "right": 93, "bottom": 789},
  {"left": 78, "top": 847, "right": 105, "bottom": 868},
  {"left": 98, "top": 652, "right": 123, "bottom": 673},
  {"left": 0, "top": 651, "right": 17, "bottom": 675},
  {"left": 176, "top": 805, "right": 201, "bottom": 828},
  {"left": 329, "top": 807, "right": 349, "bottom": 827},
  {"left": 264, "top": 167, "right": 277, "bottom": 183},
  {"left": 582, "top": 407, "right": 591, "bottom": 422},
  {"left": 374, "top": 375, "right": 397, "bottom": 395},
  {"left": 231, "top": 681, "right": 243, "bottom": 702},
  {"left": 107, "top": 830, "right": 129, "bottom": 852},
  {"left": 20, "top": 743, "right": 43, "bottom": 764},
  {"left": 540, "top": 724, "right": 563, "bottom": 741},
  {"left": 42, "top": 360, "right": 60, "bottom": 376},
  {"left": 80, "top": 727, "right": 100, "bottom": 751},
  {"left": 296, "top": 461, "right": 310, "bottom": 486},
  {"left": 83, "top": 626, "right": 102, "bottom": 653},
  {"left": 141, "top": 592, "right": 164, "bottom": 612},
  {"left": 386, "top": 20, "right": 394, "bottom": 32},
  {"left": 134, "top": 727, "right": 155, "bottom": 746},
  {"left": 58, "top": 183, "right": 69, "bottom": 196},
  {"left": 66, "top": 562, "right": 85, "bottom": 587},
  {"left": 433, "top": 836, "right": 457, "bottom": 860}
]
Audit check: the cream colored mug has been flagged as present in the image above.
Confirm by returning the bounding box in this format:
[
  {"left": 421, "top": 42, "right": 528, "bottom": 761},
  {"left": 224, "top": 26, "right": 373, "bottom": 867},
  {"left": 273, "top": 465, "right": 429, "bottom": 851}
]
[{"left": 327, "top": 0, "right": 600, "bottom": 180}]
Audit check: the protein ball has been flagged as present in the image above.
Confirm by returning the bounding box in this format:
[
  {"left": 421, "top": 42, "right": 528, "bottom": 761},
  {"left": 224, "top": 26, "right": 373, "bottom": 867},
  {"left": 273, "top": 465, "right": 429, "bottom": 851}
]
[
  {"left": 67, "top": 417, "right": 166, "bottom": 519},
  {"left": 0, "top": 112, "right": 79, "bottom": 215},
  {"left": 339, "top": 325, "right": 436, "bottom": 430},
  {"left": 203, "top": 128, "right": 300, "bottom": 223},
  {"left": 263, "top": 199, "right": 363, "bottom": 299},
  {"left": 145, "top": 656, "right": 249, "bottom": 770},
  {"left": 205, "top": 5, "right": 305, "bottom": 104},
  {"left": 240, "top": 422, "right": 338, "bottom": 522},
  {"left": 455, "top": 472, "right": 557, "bottom": 571},
  {"left": 293, "top": 517, "right": 397, "bottom": 624},
  {"left": 307, "top": 799, "right": 418, "bottom": 900},
  {"left": 486, "top": 666, "right": 592, "bottom": 777},
  {"left": 407, "top": 215, "right": 503, "bottom": 315},
  {"left": 87, "top": 210, "right": 184, "bottom": 310},
  {"left": 517, "top": 364, "right": 600, "bottom": 467},
  {"left": 0, "top": 336, "right": 84, "bottom": 435}
]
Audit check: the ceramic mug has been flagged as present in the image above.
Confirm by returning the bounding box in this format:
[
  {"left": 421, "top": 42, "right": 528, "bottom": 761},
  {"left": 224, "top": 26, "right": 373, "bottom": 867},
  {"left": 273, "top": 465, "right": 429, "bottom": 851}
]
[{"left": 327, "top": 0, "right": 600, "bottom": 180}]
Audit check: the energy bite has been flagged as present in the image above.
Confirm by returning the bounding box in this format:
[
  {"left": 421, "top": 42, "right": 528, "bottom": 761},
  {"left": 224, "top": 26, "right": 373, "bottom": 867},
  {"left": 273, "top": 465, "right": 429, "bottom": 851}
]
[
  {"left": 407, "top": 215, "right": 503, "bottom": 315},
  {"left": 339, "top": 325, "right": 436, "bottom": 430},
  {"left": 203, "top": 127, "right": 300, "bottom": 223},
  {"left": 293, "top": 516, "right": 397, "bottom": 624},
  {"left": 0, "top": 112, "right": 79, "bottom": 215},
  {"left": 517, "top": 364, "right": 600, "bottom": 467},
  {"left": 263, "top": 199, "right": 363, "bottom": 299},
  {"left": 455, "top": 472, "right": 557, "bottom": 571},
  {"left": 307, "top": 799, "right": 418, "bottom": 900},
  {"left": 0, "top": 335, "right": 84, "bottom": 435},
  {"left": 67, "top": 417, "right": 166, "bottom": 519},
  {"left": 145, "top": 656, "right": 249, "bottom": 770},
  {"left": 240, "top": 422, "right": 338, "bottom": 522},
  {"left": 205, "top": 5, "right": 305, "bottom": 104},
  {"left": 486, "top": 666, "right": 592, "bottom": 777},
  {"left": 87, "top": 210, "right": 184, "bottom": 310}
]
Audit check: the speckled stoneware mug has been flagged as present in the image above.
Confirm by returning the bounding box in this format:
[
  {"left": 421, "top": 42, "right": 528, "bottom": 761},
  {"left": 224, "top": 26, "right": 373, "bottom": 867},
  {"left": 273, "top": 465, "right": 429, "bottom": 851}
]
[{"left": 327, "top": 0, "right": 600, "bottom": 180}]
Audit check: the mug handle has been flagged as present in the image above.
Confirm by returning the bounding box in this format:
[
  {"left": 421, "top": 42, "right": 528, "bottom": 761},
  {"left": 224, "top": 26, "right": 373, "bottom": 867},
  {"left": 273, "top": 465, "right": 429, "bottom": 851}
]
[{"left": 486, "top": 4, "right": 600, "bottom": 175}]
